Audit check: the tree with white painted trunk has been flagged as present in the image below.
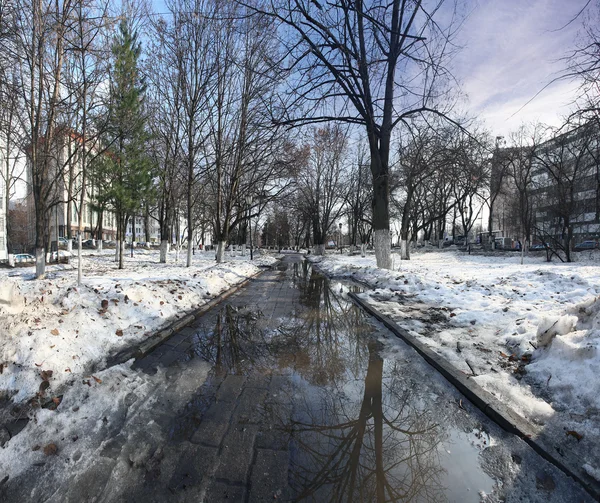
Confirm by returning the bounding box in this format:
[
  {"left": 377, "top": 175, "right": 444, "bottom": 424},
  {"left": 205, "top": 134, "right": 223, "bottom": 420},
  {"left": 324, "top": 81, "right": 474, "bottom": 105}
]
[
  {"left": 146, "top": 15, "right": 185, "bottom": 264},
  {"left": 247, "top": 0, "right": 459, "bottom": 269},
  {"left": 13, "top": 0, "right": 77, "bottom": 278},
  {"left": 67, "top": 0, "right": 112, "bottom": 285},
  {"left": 295, "top": 126, "right": 350, "bottom": 255},
  {"left": 205, "top": 4, "right": 285, "bottom": 263}
]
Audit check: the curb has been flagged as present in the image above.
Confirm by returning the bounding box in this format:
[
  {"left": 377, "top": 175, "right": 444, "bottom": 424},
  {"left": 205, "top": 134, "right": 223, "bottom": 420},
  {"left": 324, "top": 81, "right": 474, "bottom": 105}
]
[
  {"left": 347, "top": 291, "right": 600, "bottom": 501},
  {"left": 105, "top": 265, "right": 270, "bottom": 366}
]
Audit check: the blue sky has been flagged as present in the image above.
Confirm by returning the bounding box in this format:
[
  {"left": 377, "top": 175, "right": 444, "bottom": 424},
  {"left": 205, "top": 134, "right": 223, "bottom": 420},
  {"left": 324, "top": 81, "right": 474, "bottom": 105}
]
[
  {"left": 450, "top": 0, "right": 588, "bottom": 136},
  {"left": 147, "top": 0, "right": 588, "bottom": 138}
]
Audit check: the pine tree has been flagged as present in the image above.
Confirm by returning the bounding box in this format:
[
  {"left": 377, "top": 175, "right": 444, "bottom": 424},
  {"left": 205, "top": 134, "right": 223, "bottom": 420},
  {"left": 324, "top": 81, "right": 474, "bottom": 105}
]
[{"left": 104, "top": 19, "right": 153, "bottom": 269}]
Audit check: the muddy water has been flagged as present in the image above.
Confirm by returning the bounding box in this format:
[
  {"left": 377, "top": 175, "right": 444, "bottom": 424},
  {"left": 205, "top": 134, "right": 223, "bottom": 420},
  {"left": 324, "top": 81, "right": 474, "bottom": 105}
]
[{"left": 187, "top": 257, "right": 496, "bottom": 502}]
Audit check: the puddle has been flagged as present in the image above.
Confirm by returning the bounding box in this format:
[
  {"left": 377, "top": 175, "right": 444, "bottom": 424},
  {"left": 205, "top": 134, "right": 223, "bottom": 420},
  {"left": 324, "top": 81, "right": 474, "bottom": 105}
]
[{"left": 184, "top": 256, "right": 496, "bottom": 501}]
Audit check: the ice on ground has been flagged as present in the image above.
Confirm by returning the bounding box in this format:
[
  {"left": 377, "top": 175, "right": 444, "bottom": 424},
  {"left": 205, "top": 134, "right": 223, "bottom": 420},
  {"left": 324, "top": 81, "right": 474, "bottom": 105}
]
[{"left": 0, "top": 357, "right": 210, "bottom": 484}]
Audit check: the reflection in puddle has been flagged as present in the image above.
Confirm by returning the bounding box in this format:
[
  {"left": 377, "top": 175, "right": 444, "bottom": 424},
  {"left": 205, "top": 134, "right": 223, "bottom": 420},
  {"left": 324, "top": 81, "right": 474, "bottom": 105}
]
[
  {"left": 189, "top": 258, "right": 495, "bottom": 501},
  {"left": 287, "top": 342, "right": 447, "bottom": 502}
]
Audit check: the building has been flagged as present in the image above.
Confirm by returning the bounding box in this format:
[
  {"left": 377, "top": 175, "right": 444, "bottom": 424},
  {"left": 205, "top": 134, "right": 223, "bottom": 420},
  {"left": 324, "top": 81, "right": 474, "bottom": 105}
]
[
  {"left": 490, "top": 122, "right": 600, "bottom": 247},
  {"left": 531, "top": 123, "right": 600, "bottom": 244},
  {"left": 24, "top": 129, "right": 118, "bottom": 248}
]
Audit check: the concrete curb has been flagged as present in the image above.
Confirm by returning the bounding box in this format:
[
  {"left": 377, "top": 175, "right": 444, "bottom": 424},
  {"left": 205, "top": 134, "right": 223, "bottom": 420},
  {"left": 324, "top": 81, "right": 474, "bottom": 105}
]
[
  {"left": 347, "top": 291, "right": 600, "bottom": 501},
  {"left": 106, "top": 265, "right": 270, "bottom": 366}
]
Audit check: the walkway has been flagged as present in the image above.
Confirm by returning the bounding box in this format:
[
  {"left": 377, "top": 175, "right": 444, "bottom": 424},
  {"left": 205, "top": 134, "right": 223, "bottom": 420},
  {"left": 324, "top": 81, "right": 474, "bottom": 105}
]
[{"left": 0, "top": 255, "right": 592, "bottom": 502}]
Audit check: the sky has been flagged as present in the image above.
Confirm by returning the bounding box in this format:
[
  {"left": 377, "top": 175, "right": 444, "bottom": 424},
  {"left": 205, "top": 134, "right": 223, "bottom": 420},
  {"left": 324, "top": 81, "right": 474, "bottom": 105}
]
[
  {"left": 450, "top": 0, "right": 589, "bottom": 138},
  {"left": 146, "top": 0, "right": 589, "bottom": 141}
]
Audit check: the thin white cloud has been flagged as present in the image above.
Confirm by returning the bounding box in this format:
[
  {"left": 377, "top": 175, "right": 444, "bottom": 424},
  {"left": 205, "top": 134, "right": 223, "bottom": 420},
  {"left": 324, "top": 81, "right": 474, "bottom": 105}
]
[{"left": 451, "top": 0, "right": 588, "bottom": 135}]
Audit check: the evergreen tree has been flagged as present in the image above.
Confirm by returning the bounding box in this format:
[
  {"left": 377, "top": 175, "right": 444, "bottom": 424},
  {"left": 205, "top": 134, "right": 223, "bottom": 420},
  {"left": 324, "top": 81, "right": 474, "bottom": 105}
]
[{"left": 104, "top": 19, "right": 153, "bottom": 269}]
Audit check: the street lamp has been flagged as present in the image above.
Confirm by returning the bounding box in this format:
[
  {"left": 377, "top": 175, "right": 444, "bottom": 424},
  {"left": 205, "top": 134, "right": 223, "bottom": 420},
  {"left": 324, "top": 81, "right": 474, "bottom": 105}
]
[
  {"left": 339, "top": 222, "right": 343, "bottom": 254},
  {"left": 246, "top": 195, "right": 253, "bottom": 260}
]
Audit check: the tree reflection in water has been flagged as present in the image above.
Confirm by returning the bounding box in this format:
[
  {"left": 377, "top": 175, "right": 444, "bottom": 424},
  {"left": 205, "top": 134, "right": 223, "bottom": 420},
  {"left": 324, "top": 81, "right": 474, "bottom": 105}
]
[
  {"left": 281, "top": 267, "right": 448, "bottom": 502},
  {"left": 189, "top": 304, "right": 276, "bottom": 375},
  {"left": 286, "top": 340, "right": 447, "bottom": 502},
  {"left": 189, "top": 262, "right": 449, "bottom": 500}
]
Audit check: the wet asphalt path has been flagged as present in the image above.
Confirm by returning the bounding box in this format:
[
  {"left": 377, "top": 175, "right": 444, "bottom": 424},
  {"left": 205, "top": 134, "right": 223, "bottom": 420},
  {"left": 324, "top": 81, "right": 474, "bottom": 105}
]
[{"left": 1, "top": 254, "right": 593, "bottom": 502}]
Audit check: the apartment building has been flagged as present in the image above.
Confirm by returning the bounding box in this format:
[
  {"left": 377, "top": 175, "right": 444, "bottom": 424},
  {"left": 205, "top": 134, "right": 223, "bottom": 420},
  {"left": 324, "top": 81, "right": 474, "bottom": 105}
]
[
  {"left": 531, "top": 124, "right": 600, "bottom": 243},
  {"left": 490, "top": 123, "right": 600, "bottom": 246},
  {"left": 24, "top": 129, "right": 118, "bottom": 248}
]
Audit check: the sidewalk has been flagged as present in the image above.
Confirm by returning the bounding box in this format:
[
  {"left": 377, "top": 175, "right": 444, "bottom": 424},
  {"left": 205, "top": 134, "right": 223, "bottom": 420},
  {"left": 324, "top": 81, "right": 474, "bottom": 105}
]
[{"left": 0, "top": 255, "right": 592, "bottom": 502}]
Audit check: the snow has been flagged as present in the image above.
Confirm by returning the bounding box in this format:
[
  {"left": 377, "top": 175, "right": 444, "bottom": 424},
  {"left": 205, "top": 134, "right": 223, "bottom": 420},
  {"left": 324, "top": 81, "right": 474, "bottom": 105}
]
[
  {"left": 0, "top": 357, "right": 210, "bottom": 483},
  {"left": 0, "top": 249, "right": 277, "bottom": 405},
  {"left": 583, "top": 463, "right": 600, "bottom": 482},
  {"left": 309, "top": 249, "right": 600, "bottom": 474}
]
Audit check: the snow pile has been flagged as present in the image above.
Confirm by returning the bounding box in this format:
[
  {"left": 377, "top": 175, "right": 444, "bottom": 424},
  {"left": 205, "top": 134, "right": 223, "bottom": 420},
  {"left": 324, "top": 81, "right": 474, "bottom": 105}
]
[
  {"left": 527, "top": 296, "right": 600, "bottom": 416},
  {"left": 0, "top": 250, "right": 265, "bottom": 405},
  {"left": 535, "top": 315, "right": 578, "bottom": 347},
  {"left": 473, "top": 373, "right": 555, "bottom": 423},
  {"left": 0, "top": 357, "right": 210, "bottom": 486}
]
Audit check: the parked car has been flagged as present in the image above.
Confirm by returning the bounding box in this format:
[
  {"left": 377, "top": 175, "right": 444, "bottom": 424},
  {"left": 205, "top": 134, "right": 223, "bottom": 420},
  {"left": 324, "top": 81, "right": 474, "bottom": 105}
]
[
  {"left": 529, "top": 243, "right": 546, "bottom": 251},
  {"left": 14, "top": 253, "right": 35, "bottom": 264},
  {"left": 50, "top": 250, "right": 73, "bottom": 261},
  {"left": 574, "top": 240, "right": 598, "bottom": 251},
  {"left": 82, "top": 239, "right": 96, "bottom": 249},
  {"left": 58, "top": 237, "right": 69, "bottom": 247}
]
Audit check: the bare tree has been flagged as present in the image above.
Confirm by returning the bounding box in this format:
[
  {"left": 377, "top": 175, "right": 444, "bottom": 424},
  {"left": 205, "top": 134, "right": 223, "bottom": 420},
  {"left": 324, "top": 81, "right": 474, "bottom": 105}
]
[
  {"left": 67, "top": 0, "right": 112, "bottom": 284},
  {"left": 13, "top": 0, "right": 77, "bottom": 278},
  {"left": 505, "top": 125, "right": 542, "bottom": 262},
  {"left": 166, "top": 0, "right": 215, "bottom": 267},
  {"left": 248, "top": 0, "right": 459, "bottom": 269},
  {"left": 0, "top": 71, "right": 26, "bottom": 260},
  {"left": 296, "top": 126, "right": 349, "bottom": 255},
  {"left": 347, "top": 145, "right": 372, "bottom": 256},
  {"left": 533, "top": 121, "right": 596, "bottom": 262},
  {"left": 206, "top": 5, "right": 287, "bottom": 262},
  {"left": 0, "top": 0, "right": 26, "bottom": 260}
]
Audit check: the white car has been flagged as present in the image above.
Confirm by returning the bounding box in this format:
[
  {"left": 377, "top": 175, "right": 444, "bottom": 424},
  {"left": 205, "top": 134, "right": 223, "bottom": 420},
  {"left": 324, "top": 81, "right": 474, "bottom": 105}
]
[
  {"left": 50, "top": 250, "right": 73, "bottom": 261},
  {"left": 14, "top": 253, "right": 35, "bottom": 264}
]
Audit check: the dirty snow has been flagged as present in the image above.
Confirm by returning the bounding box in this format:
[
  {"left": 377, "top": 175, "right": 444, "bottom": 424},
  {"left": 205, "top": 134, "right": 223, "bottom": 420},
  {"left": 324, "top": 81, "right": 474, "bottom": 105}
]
[
  {"left": 0, "top": 249, "right": 277, "bottom": 405},
  {"left": 0, "top": 357, "right": 210, "bottom": 493},
  {"left": 310, "top": 249, "right": 600, "bottom": 480}
]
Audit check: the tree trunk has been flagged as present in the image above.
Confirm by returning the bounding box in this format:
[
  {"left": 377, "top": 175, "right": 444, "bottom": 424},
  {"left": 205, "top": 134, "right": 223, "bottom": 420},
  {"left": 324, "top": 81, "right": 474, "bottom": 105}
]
[
  {"left": 35, "top": 247, "right": 45, "bottom": 278},
  {"left": 216, "top": 240, "right": 226, "bottom": 263},
  {"left": 160, "top": 240, "right": 169, "bottom": 263},
  {"left": 360, "top": 243, "right": 366, "bottom": 257},
  {"left": 373, "top": 229, "right": 391, "bottom": 269},
  {"left": 400, "top": 239, "right": 409, "bottom": 260},
  {"left": 34, "top": 206, "right": 47, "bottom": 279},
  {"left": 313, "top": 243, "right": 325, "bottom": 255},
  {"left": 520, "top": 237, "right": 524, "bottom": 265},
  {"left": 76, "top": 233, "right": 83, "bottom": 285},
  {"left": 369, "top": 131, "right": 391, "bottom": 270},
  {"left": 565, "top": 225, "right": 572, "bottom": 263},
  {"left": 186, "top": 229, "right": 193, "bottom": 267},
  {"left": 119, "top": 239, "right": 124, "bottom": 269}
]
